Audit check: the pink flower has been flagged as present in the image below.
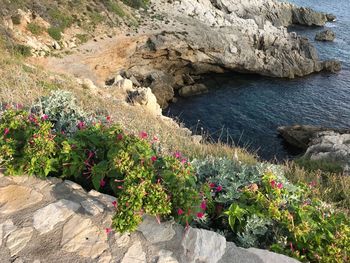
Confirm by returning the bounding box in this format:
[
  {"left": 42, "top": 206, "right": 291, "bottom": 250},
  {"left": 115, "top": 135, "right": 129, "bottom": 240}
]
[
  {"left": 270, "top": 180, "right": 276, "bottom": 188},
  {"left": 197, "top": 212, "right": 204, "bottom": 218},
  {"left": 209, "top": 182, "right": 216, "bottom": 188},
  {"left": 3, "top": 128, "right": 9, "bottom": 136},
  {"left": 28, "top": 114, "right": 37, "bottom": 124},
  {"left": 309, "top": 181, "right": 317, "bottom": 188},
  {"left": 200, "top": 201, "right": 207, "bottom": 210},
  {"left": 151, "top": 156, "right": 157, "bottom": 162},
  {"left": 277, "top": 182, "right": 283, "bottom": 189},
  {"left": 174, "top": 151, "right": 182, "bottom": 159},
  {"left": 117, "top": 134, "right": 123, "bottom": 140},
  {"left": 41, "top": 114, "right": 49, "bottom": 121},
  {"left": 139, "top": 131, "right": 148, "bottom": 139},
  {"left": 153, "top": 136, "right": 159, "bottom": 142},
  {"left": 106, "top": 116, "right": 111, "bottom": 122},
  {"left": 181, "top": 158, "right": 187, "bottom": 164},
  {"left": 105, "top": 228, "right": 112, "bottom": 234},
  {"left": 177, "top": 208, "right": 184, "bottom": 215},
  {"left": 112, "top": 201, "right": 117, "bottom": 208},
  {"left": 77, "top": 121, "right": 85, "bottom": 130},
  {"left": 216, "top": 185, "right": 223, "bottom": 192},
  {"left": 100, "top": 179, "right": 106, "bottom": 188}
]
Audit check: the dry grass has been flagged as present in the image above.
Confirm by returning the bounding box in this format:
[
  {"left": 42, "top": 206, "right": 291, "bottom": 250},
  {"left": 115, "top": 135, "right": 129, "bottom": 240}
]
[
  {"left": 0, "top": 43, "right": 257, "bottom": 164},
  {"left": 284, "top": 161, "right": 350, "bottom": 211}
]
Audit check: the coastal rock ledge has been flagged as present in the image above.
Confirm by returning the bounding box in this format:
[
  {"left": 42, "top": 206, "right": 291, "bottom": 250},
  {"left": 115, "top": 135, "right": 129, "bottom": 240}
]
[
  {"left": 124, "top": 0, "right": 340, "bottom": 107},
  {"left": 0, "top": 173, "right": 300, "bottom": 263}
]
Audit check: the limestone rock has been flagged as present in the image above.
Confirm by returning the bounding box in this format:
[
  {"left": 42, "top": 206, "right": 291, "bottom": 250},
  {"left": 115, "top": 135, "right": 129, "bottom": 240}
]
[
  {"left": 127, "top": 87, "right": 162, "bottom": 115},
  {"left": 157, "top": 250, "right": 179, "bottom": 263},
  {"left": 179, "top": 84, "right": 208, "bottom": 97},
  {"left": 247, "top": 247, "right": 301, "bottom": 263},
  {"left": 305, "top": 131, "right": 350, "bottom": 169},
  {"left": 322, "top": 59, "right": 342, "bottom": 73},
  {"left": 315, "top": 30, "right": 336, "bottom": 41},
  {"left": 0, "top": 220, "right": 17, "bottom": 247},
  {"left": 61, "top": 215, "right": 109, "bottom": 259},
  {"left": 6, "top": 227, "right": 33, "bottom": 256},
  {"left": 81, "top": 199, "right": 104, "bottom": 216},
  {"left": 33, "top": 199, "right": 80, "bottom": 234},
  {"left": 182, "top": 227, "right": 226, "bottom": 263},
  {"left": 0, "top": 185, "right": 43, "bottom": 214},
  {"left": 121, "top": 241, "right": 146, "bottom": 263},
  {"left": 137, "top": 216, "right": 175, "bottom": 243}
]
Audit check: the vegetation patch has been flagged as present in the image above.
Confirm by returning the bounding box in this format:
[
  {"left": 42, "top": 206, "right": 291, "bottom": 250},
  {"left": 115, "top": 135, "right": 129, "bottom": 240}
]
[
  {"left": 27, "top": 22, "right": 45, "bottom": 35},
  {"left": 47, "top": 27, "right": 62, "bottom": 41}
]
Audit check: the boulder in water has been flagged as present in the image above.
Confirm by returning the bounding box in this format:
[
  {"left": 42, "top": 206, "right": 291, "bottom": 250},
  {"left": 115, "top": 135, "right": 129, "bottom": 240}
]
[{"left": 315, "top": 30, "right": 336, "bottom": 42}]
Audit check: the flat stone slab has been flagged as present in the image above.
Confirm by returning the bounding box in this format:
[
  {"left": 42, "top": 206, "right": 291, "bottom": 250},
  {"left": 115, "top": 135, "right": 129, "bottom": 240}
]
[
  {"left": 121, "top": 241, "right": 146, "bottom": 263},
  {"left": 33, "top": 199, "right": 80, "bottom": 234},
  {"left": 0, "top": 220, "right": 17, "bottom": 246},
  {"left": 182, "top": 227, "right": 226, "bottom": 263},
  {"left": 61, "top": 215, "right": 108, "bottom": 259},
  {"left": 6, "top": 227, "right": 33, "bottom": 256},
  {"left": 0, "top": 185, "right": 43, "bottom": 214},
  {"left": 138, "top": 216, "right": 175, "bottom": 244}
]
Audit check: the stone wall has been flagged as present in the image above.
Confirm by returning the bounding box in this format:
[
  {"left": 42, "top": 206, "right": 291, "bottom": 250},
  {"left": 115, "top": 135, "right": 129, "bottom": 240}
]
[{"left": 0, "top": 173, "right": 300, "bottom": 263}]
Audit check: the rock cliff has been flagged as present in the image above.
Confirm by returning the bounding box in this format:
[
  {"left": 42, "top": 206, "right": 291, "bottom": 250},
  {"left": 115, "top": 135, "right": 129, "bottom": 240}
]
[{"left": 123, "top": 0, "right": 340, "bottom": 107}]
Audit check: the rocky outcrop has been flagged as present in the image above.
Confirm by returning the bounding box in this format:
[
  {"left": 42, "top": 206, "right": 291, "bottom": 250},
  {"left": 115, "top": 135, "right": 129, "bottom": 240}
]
[
  {"left": 278, "top": 125, "right": 350, "bottom": 172},
  {"left": 0, "top": 173, "right": 301, "bottom": 263},
  {"left": 278, "top": 125, "right": 349, "bottom": 150},
  {"left": 123, "top": 0, "right": 340, "bottom": 107},
  {"left": 305, "top": 131, "right": 350, "bottom": 171},
  {"left": 315, "top": 30, "right": 336, "bottom": 41}
]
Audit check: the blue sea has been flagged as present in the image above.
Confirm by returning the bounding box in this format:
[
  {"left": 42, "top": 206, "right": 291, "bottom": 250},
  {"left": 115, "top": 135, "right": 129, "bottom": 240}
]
[{"left": 165, "top": 0, "right": 350, "bottom": 161}]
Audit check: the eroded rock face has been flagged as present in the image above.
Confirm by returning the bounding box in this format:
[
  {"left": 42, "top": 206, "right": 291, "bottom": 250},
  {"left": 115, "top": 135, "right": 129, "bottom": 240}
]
[
  {"left": 124, "top": 0, "right": 338, "bottom": 106},
  {"left": 315, "top": 30, "right": 336, "bottom": 41},
  {"left": 278, "top": 125, "right": 350, "bottom": 172},
  {"left": 305, "top": 131, "right": 350, "bottom": 171}
]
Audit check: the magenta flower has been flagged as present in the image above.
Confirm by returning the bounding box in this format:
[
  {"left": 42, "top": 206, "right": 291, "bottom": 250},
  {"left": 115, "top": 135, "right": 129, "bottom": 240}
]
[
  {"left": 3, "top": 128, "right": 9, "bottom": 136},
  {"left": 151, "top": 156, "right": 157, "bottom": 162},
  {"left": 100, "top": 179, "right": 106, "bottom": 188},
  {"left": 181, "top": 158, "right": 187, "bottom": 164},
  {"left": 209, "top": 182, "right": 216, "bottom": 188},
  {"left": 153, "top": 136, "right": 159, "bottom": 142},
  {"left": 139, "top": 131, "right": 148, "bottom": 139},
  {"left": 200, "top": 201, "right": 207, "bottom": 210},
  {"left": 41, "top": 114, "right": 49, "bottom": 121},
  {"left": 277, "top": 182, "right": 283, "bottom": 189},
  {"left": 174, "top": 151, "right": 182, "bottom": 159},
  {"left": 112, "top": 201, "right": 117, "bottom": 208},
  {"left": 270, "top": 180, "right": 276, "bottom": 188},
  {"left": 106, "top": 116, "right": 111, "bottom": 122},
  {"left": 117, "top": 134, "right": 123, "bottom": 140},
  {"left": 177, "top": 208, "right": 184, "bottom": 215},
  {"left": 216, "top": 185, "right": 223, "bottom": 192},
  {"left": 197, "top": 212, "right": 204, "bottom": 218},
  {"left": 77, "top": 121, "right": 85, "bottom": 130},
  {"left": 105, "top": 228, "right": 112, "bottom": 234}
]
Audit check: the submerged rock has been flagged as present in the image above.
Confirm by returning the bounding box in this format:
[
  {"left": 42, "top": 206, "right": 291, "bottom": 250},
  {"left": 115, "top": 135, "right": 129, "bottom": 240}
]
[
  {"left": 315, "top": 30, "right": 336, "bottom": 41},
  {"left": 179, "top": 84, "right": 208, "bottom": 97}
]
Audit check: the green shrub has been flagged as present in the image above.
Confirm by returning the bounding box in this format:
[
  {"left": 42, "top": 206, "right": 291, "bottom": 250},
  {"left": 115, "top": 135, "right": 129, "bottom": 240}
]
[
  {"left": 13, "top": 44, "right": 31, "bottom": 57},
  {"left": 48, "top": 27, "right": 62, "bottom": 41},
  {"left": 0, "top": 107, "right": 205, "bottom": 233},
  {"left": 0, "top": 109, "right": 58, "bottom": 177},
  {"left": 75, "top": 34, "right": 89, "bottom": 44},
  {"left": 11, "top": 14, "right": 21, "bottom": 25},
  {"left": 105, "top": 0, "right": 126, "bottom": 17},
  {"left": 122, "top": 0, "right": 149, "bottom": 8},
  {"left": 31, "top": 90, "right": 91, "bottom": 135},
  {"left": 27, "top": 22, "right": 45, "bottom": 35},
  {"left": 48, "top": 8, "right": 74, "bottom": 30}
]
